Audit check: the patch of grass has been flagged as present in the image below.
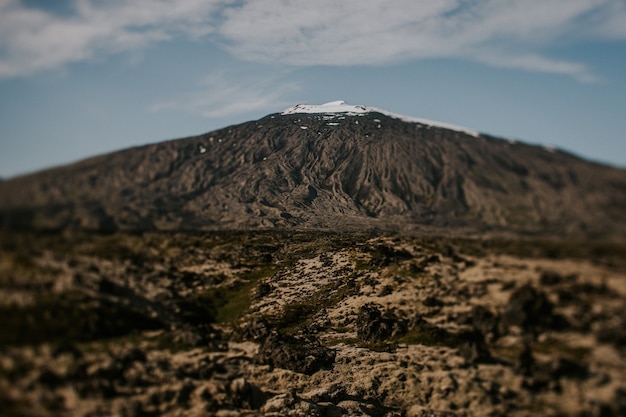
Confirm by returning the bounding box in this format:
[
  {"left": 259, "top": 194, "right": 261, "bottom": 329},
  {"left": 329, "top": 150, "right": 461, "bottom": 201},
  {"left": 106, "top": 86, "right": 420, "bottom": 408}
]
[
  {"left": 383, "top": 263, "right": 426, "bottom": 284},
  {"left": 184, "top": 265, "right": 279, "bottom": 324},
  {"left": 269, "top": 275, "right": 361, "bottom": 335},
  {"left": 396, "top": 320, "right": 457, "bottom": 348},
  {"left": 354, "top": 258, "right": 371, "bottom": 271},
  {"left": 239, "top": 265, "right": 279, "bottom": 282},
  {"left": 360, "top": 340, "right": 398, "bottom": 352},
  {"left": 274, "top": 303, "right": 317, "bottom": 333}
]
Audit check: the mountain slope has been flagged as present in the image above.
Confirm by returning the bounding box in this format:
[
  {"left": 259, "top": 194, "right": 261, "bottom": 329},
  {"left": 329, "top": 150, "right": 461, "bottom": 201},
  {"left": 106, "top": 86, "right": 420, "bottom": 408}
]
[{"left": 1, "top": 102, "right": 625, "bottom": 237}]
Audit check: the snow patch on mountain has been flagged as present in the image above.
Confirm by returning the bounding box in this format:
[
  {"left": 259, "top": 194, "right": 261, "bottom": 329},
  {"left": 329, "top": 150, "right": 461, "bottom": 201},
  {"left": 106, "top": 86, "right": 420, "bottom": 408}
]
[
  {"left": 281, "top": 100, "right": 368, "bottom": 115},
  {"left": 281, "top": 100, "right": 480, "bottom": 137}
]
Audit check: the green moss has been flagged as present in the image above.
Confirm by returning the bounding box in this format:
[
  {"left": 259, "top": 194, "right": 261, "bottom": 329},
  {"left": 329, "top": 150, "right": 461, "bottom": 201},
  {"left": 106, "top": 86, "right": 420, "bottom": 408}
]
[
  {"left": 274, "top": 302, "right": 317, "bottom": 333},
  {"left": 354, "top": 258, "right": 371, "bottom": 271},
  {"left": 360, "top": 340, "right": 398, "bottom": 352},
  {"left": 265, "top": 274, "right": 361, "bottom": 336},
  {"left": 184, "top": 265, "right": 279, "bottom": 324},
  {"left": 239, "top": 265, "right": 279, "bottom": 281},
  {"left": 396, "top": 321, "right": 455, "bottom": 348}
]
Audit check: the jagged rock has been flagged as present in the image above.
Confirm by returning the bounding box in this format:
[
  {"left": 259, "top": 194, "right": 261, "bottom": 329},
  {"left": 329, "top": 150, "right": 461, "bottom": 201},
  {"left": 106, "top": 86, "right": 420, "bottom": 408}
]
[
  {"left": 255, "top": 332, "right": 335, "bottom": 375},
  {"left": 260, "top": 392, "right": 322, "bottom": 416},
  {"left": 471, "top": 305, "right": 499, "bottom": 336},
  {"left": 515, "top": 342, "right": 535, "bottom": 376},
  {"left": 171, "top": 324, "right": 224, "bottom": 349},
  {"left": 366, "top": 243, "right": 414, "bottom": 267},
  {"left": 378, "top": 285, "right": 394, "bottom": 297},
  {"left": 500, "top": 284, "right": 566, "bottom": 336},
  {"left": 597, "top": 314, "right": 626, "bottom": 347},
  {"left": 254, "top": 282, "right": 273, "bottom": 299},
  {"left": 549, "top": 357, "right": 588, "bottom": 379},
  {"left": 422, "top": 296, "right": 444, "bottom": 308},
  {"left": 356, "top": 304, "right": 408, "bottom": 343},
  {"left": 239, "top": 316, "right": 272, "bottom": 342},
  {"left": 310, "top": 307, "right": 332, "bottom": 332},
  {"left": 459, "top": 305, "right": 499, "bottom": 340},
  {"left": 456, "top": 330, "right": 493, "bottom": 364},
  {"left": 539, "top": 271, "right": 569, "bottom": 286},
  {"left": 229, "top": 378, "right": 267, "bottom": 409}
]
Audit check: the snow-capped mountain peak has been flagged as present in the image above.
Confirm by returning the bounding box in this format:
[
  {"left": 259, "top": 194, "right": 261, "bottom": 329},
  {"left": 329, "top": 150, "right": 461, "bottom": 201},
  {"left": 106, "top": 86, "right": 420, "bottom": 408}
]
[
  {"left": 281, "top": 100, "right": 368, "bottom": 115},
  {"left": 281, "top": 100, "right": 479, "bottom": 137}
]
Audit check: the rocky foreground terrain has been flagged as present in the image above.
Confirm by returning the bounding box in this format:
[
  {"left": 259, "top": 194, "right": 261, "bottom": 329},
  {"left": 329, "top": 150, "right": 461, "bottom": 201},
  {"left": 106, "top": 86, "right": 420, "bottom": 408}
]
[{"left": 1, "top": 231, "right": 625, "bottom": 416}]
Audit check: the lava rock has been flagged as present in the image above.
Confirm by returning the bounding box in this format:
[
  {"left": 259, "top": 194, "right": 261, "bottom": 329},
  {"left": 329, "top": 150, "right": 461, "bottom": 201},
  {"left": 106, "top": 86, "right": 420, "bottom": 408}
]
[
  {"left": 239, "top": 316, "right": 272, "bottom": 342},
  {"left": 500, "top": 284, "right": 566, "bottom": 336},
  {"left": 459, "top": 305, "right": 500, "bottom": 340},
  {"left": 356, "top": 304, "right": 408, "bottom": 342},
  {"left": 229, "top": 378, "right": 267, "bottom": 410},
  {"left": 456, "top": 330, "right": 493, "bottom": 364},
  {"left": 255, "top": 332, "right": 335, "bottom": 375},
  {"left": 254, "top": 282, "right": 273, "bottom": 299}
]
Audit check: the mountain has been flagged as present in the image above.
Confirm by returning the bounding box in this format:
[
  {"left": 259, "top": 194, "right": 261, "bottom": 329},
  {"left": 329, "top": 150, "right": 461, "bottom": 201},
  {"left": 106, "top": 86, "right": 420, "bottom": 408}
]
[
  {"left": 1, "top": 101, "right": 626, "bottom": 238},
  {"left": 3, "top": 102, "right": 626, "bottom": 417}
]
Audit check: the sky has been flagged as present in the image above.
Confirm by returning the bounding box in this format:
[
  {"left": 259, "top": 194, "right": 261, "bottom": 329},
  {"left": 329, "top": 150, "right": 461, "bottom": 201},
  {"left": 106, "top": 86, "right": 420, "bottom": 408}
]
[{"left": 1, "top": 0, "right": 626, "bottom": 178}]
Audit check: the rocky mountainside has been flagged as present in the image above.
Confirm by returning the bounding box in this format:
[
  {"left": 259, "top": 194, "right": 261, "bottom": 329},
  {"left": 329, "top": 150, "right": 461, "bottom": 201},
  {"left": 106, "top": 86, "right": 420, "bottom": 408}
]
[{"left": 1, "top": 101, "right": 625, "bottom": 237}]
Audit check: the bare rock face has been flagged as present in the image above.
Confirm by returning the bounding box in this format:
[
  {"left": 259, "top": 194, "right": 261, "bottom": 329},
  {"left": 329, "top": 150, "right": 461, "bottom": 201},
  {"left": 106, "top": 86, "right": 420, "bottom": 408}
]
[{"left": 1, "top": 109, "right": 626, "bottom": 237}]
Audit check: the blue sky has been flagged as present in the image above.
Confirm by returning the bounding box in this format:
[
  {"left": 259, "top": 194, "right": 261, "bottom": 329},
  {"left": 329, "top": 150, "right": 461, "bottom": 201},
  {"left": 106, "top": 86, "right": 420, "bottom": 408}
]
[{"left": 1, "top": 0, "right": 625, "bottom": 178}]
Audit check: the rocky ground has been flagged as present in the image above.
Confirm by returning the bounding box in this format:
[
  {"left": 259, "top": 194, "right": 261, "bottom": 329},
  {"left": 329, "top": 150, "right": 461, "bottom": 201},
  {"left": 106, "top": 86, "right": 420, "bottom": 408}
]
[{"left": 1, "top": 231, "right": 625, "bottom": 416}]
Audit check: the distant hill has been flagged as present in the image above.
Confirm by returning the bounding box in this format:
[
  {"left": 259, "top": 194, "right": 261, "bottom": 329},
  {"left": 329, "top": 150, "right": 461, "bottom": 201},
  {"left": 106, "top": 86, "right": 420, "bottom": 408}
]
[{"left": 1, "top": 101, "right": 625, "bottom": 238}]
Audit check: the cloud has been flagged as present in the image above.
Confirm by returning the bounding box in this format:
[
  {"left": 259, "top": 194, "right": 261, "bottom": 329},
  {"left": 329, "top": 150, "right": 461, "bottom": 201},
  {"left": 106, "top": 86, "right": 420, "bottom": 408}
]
[
  {"left": 474, "top": 51, "right": 599, "bottom": 83},
  {"left": 219, "top": 0, "right": 619, "bottom": 81},
  {"left": 0, "top": 0, "right": 227, "bottom": 78},
  {"left": 219, "top": 0, "right": 459, "bottom": 65},
  {"left": 0, "top": 0, "right": 625, "bottom": 81},
  {"left": 151, "top": 70, "right": 300, "bottom": 118}
]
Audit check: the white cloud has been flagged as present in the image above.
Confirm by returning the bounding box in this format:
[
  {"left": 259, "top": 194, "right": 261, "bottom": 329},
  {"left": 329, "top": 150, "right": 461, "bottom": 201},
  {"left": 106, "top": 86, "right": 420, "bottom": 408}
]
[
  {"left": 1, "top": 0, "right": 625, "bottom": 81},
  {"left": 219, "top": 0, "right": 621, "bottom": 81},
  {"left": 219, "top": 0, "right": 461, "bottom": 65},
  {"left": 0, "top": 0, "right": 227, "bottom": 77},
  {"left": 475, "top": 52, "right": 598, "bottom": 84},
  {"left": 583, "top": 1, "right": 626, "bottom": 38},
  {"left": 151, "top": 70, "right": 300, "bottom": 118}
]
